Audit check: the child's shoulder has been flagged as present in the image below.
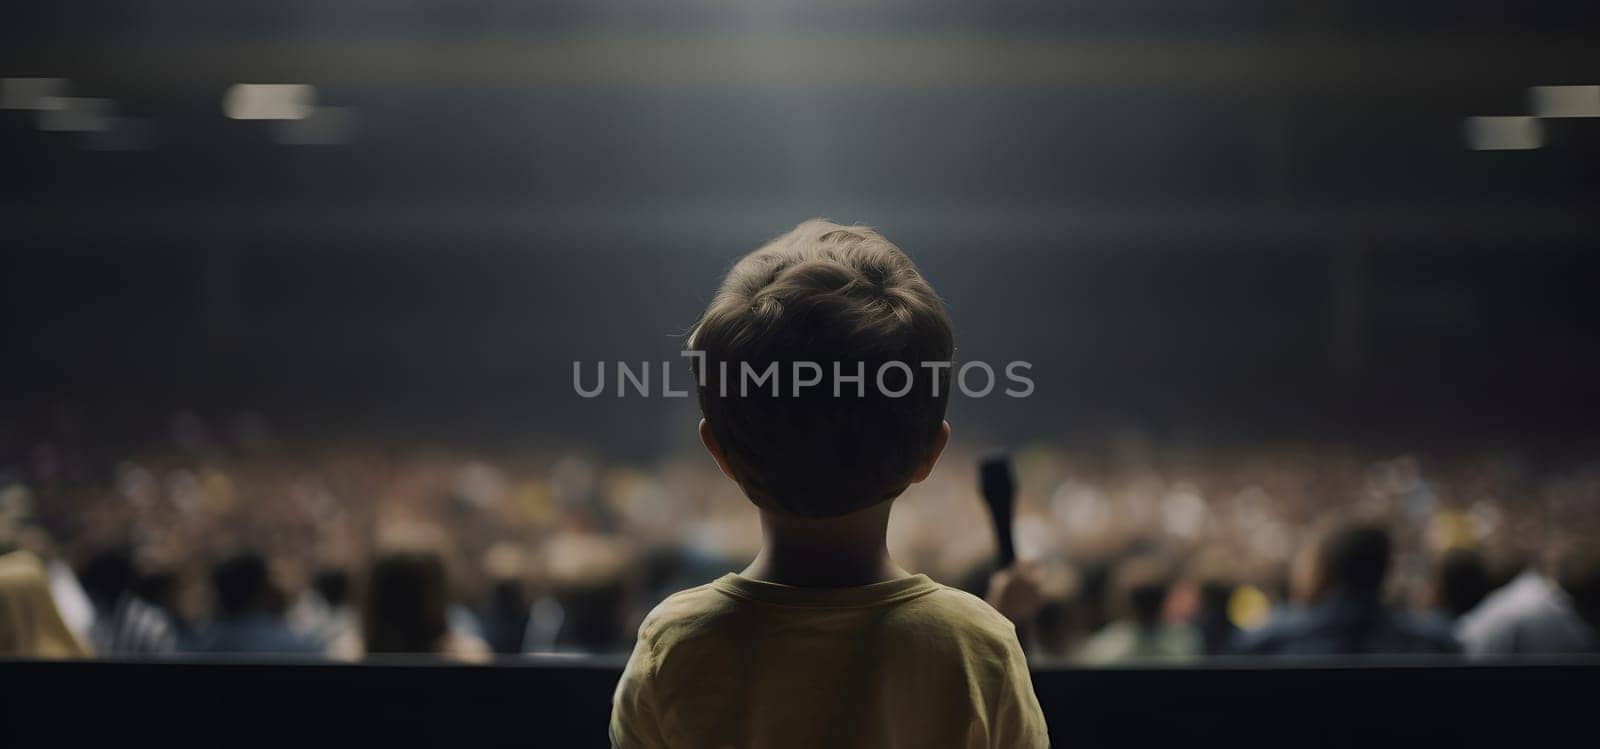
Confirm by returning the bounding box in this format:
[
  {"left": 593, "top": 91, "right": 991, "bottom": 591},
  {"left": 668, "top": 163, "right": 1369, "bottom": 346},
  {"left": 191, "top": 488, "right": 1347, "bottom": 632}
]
[
  {"left": 635, "top": 581, "right": 732, "bottom": 638},
  {"left": 897, "top": 583, "right": 1022, "bottom": 646}
]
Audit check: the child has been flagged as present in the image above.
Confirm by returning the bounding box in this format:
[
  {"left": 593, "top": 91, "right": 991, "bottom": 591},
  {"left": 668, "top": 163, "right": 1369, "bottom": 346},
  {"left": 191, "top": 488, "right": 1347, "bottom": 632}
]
[{"left": 610, "top": 220, "right": 1048, "bottom": 748}]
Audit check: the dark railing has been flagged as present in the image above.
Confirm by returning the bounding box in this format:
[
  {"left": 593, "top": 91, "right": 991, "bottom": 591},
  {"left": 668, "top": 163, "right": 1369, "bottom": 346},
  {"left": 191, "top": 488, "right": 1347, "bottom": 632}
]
[{"left": 2, "top": 657, "right": 1595, "bottom": 747}]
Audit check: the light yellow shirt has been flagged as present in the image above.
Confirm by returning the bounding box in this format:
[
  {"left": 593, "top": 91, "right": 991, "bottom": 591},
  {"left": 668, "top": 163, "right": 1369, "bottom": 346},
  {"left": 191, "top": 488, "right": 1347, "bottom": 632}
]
[{"left": 610, "top": 573, "right": 1049, "bottom": 748}]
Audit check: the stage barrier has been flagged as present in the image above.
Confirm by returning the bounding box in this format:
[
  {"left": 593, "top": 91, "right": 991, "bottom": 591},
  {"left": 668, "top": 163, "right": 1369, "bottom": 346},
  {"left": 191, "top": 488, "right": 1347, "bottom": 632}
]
[{"left": 2, "top": 657, "right": 1594, "bottom": 747}]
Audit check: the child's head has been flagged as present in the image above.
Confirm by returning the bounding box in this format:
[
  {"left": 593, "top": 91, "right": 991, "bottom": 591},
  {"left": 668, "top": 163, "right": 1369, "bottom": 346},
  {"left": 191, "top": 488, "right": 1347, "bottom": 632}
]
[{"left": 688, "top": 219, "right": 953, "bottom": 519}]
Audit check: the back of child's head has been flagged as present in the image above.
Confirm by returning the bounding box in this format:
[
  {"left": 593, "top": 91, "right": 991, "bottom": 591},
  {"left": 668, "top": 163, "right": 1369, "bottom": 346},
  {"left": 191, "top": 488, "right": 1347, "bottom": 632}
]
[{"left": 688, "top": 219, "right": 953, "bottom": 519}]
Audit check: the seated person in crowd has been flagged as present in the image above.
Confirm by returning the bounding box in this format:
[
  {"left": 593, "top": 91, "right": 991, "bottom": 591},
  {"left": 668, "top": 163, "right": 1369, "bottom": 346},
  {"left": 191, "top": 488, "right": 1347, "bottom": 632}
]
[
  {"left": 479, "top": 543, "right": 534, "bottom": 655},
  {"left": 347, "top": 533, "right": 490, "bottom": 662},
  {"left": 297, "top": 566, "right": 357, "bottom": 653},
  {"left": 77, "top": 547, "right": 176, "bottom": 656},
  {"left": 1232, "top": 520, "right": 1459, "bottom": 656},
  {"left": 1188, "top": 552, "right": 1242, "bottom": 657},
  {"left": 1457, "top": 538, "right": 1600, "bottom": 655},
  {"left": 544, "top": 534, "right": 634, "bottom": 655},
  {"left": 188, "top": 551, "right": 320, "bottom": 655},
  {"left": 0, "top": 550, "right": 91, "bottom": 658},
  {"left": 610, "top": 220, "right": 1048, "bottom": 748},
  {"left": 1077, "top": 555, "right": 1200, "bottom": 664},
  {"left": 1428, "top": 548, "right": 1492, "bottom": 621}
]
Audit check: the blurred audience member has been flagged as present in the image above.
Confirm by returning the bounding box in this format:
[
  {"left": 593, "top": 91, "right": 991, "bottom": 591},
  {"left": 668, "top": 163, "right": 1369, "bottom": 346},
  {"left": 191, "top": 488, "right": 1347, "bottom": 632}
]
[
  {"left": 1457, "top": 540, "right": 1600, "bottom": 655},
  {"left": 355, "top": 537, "right": 490, "bottom": 662},
  {"left": 78, "top": 547, "right": 176, "bottom": 656},
  {"left": 544, "top": 534, "right": 633, "bottom": 654},
  {"left": 0, "top": 550, "right": 91, "bottom": 658},
  {"left": 5, "top": 526, "right": 94, "bottom": 644},
  {"left": 289, "top": 566, "right": 356, "bottom": 654},
  {"left": 1035, "top": 562, "right": 1091, "bottom": 659},
  {"left": 480, "top": 543, "right": 533, "bottom": 655},
  {"left": 1077, "top": 556, "right": 1199, "bottom": 664},
  {"left": 189, "top": 552, "right": 319, "bottom": 655},
  {"left": 1191, "top": 576, "right": 1240, "bottom": 657},
  {"left": 1163, "top": 548, "right": 1242, "bottom": 657},
  {"left": 1232, "top": 522, "right": 1459, "bottom": 656},
  {"left": 1428, "top": 548, "right": 1492, "bottom": 620}
]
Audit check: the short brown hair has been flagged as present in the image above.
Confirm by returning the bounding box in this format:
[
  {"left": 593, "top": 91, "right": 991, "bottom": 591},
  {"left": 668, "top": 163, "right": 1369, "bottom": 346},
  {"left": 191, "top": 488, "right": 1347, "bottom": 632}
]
[{"left": 688, "top": 219, "right": 953, "bottom": 518}]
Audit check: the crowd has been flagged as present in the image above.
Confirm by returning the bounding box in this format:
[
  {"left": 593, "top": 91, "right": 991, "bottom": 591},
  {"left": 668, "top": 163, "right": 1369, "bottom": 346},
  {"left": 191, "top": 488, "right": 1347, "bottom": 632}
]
[{"left": 1, "top": 410, "right": 1597, "bottom": 662}]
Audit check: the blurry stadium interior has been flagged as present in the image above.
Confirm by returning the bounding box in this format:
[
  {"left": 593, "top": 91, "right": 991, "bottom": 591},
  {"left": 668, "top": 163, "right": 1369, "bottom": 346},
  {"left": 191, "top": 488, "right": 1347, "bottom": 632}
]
[{"left": 2, "top": 2, "right": 1599, "bottom": 737}]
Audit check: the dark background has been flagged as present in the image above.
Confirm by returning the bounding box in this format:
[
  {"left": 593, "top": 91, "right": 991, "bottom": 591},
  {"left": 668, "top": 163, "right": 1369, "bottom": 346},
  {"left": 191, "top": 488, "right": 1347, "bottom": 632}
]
[{"left": 3, "top": 1, "right": 1598, "bottom": 456}]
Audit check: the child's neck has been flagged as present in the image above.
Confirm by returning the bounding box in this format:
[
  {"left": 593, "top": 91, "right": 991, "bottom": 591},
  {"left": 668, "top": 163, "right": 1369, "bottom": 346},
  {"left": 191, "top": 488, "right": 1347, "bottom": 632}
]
[{"left": 742, "top": 500, "right": 909, "bottom": 588}]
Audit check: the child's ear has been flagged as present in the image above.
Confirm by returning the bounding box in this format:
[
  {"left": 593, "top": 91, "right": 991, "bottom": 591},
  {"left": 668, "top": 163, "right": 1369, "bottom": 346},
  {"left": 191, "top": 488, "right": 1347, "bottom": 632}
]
[
  {"left": 698, "top": 419, "right": 738, "bottom": 481},
  {"left": 908, "top": 420, "right": 951, "bottom": 484}
]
